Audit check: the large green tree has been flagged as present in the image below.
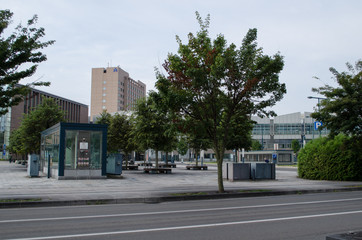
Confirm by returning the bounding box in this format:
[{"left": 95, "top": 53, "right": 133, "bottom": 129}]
[
  {"left": 156, "top": 12, "right": 286, "bottom": 192},
  {"left": 108, "top": 113, "right": 137, "bottom": 166},
  {"left": 311, "top": 60, "right": 362, "bottom": 139},
  {"left": 133, "top": 92, "right": 177, "bottom": 168},
  {"left": 0, "top": 10, "right": 55, "bottom": 115},
  {"left": 9, "top": 98, "right": 65, "bottom": 154}
]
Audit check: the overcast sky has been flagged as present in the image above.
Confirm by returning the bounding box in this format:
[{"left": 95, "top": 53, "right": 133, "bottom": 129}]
[{"left": 2, "top": 0, "right": 361, "bottom": 116}]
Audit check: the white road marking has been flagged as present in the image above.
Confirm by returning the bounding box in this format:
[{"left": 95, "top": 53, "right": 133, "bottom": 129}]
[
  {"left": 6, "top": 210, "right": 362, "bottom": 240},
  {"left": 1, "top": 197, "right": 361, "bottom": 223}
]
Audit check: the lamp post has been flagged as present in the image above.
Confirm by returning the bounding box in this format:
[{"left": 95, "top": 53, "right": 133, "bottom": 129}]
[{"left": 307, "top": 96, "right": 327, "bottom": 137}]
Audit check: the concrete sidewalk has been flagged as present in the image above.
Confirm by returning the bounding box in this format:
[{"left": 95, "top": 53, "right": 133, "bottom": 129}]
[{"left": 0, "top": 161, "right": 361, "bottom": 208}]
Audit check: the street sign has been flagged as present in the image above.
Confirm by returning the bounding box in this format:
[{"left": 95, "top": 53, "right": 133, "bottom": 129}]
[
  {"left": 314, "top": 121, "right": 323, "bottom": 130},
  {"left": 272, "top": 153, "right": 277, "bottom": 159}
]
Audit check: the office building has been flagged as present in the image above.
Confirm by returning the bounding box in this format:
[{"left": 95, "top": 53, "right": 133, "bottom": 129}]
[
  {"left": 244, "top": 112, "right": 329, "bottom": 163},
  {"left": 90, "top": 66, "right": 146, "bottom": 120},
  {"left": 0, "top": 85, "right": 89, "bottom": 160}
]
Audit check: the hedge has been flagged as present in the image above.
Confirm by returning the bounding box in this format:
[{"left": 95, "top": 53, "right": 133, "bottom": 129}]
[{"left": 298, "top": 134, "right": 362, "bottom": 181}]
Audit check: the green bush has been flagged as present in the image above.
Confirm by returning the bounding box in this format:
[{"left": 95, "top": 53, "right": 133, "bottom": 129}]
[{"left": 298, "top": 135, "right": 362, "bottom": 181}]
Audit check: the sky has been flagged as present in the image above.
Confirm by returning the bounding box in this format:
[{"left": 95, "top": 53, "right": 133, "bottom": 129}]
[{"left": 1, "top": 0, "right": 361, "bottom": 116}]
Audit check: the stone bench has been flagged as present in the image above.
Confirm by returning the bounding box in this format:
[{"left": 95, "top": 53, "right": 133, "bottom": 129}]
[
  {"left": 138, "top": 162, "right": 153, "bottom": 167},
  {"left": 186, "top": 165, "right": 208, "bottom": 170},
  {"left": 144, "top": 168, "right": 172, "bottom": 174},
  {"left": 122, "top": 165, "right": 139, "bottom": 170},
  {"left": 159, "top": 163, "right": 177, "bottom": 168}
]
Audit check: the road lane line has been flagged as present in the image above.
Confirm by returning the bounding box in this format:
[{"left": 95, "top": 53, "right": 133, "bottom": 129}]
[
  {"left": 5, "top": 210, "right": 362, "bottom": 240},
  {"left": 1, "top": 197, "right": 362, "bottom": 224}
]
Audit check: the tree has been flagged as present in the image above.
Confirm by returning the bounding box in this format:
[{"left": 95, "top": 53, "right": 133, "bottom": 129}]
[
  {"left": 108, "top": 113, "right": 137, "bottom": 166},
  {"left": 182, "top": 117, "right": 211, "bottom": 166},
  {"left": 156, "top": 12, "right": 286, "bottom": 192},
  {"left": 0, "top": 10, "right": 55, "bottom": 115},
  {"left": 9, "top": 98, "right": 65, "bottom": 154},
  {"left": 133, "top": 92, "right": 177, "bottom": 168},
  {"left": 311, "top": 60, "right": 362, "bottom": 139},
  {"left": 291, "top": 139, "right": 301, "bottom": 154},
  {"left": 251, "top": 140, "right": 262, "bottom": 150},
  {"left": 95, "top": 110, "right": 112, "bottom": 125},
  {"left": 177, "top": 136, "right": 188, "bottom": 156}
]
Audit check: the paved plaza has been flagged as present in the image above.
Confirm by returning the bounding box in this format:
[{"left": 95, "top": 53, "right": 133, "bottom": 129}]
[{"left": 0, "top": 161, "right": 361, "bottom": 207}]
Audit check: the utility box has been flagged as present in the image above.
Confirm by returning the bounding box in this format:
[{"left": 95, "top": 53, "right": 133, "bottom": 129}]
[
  {"left": 27, "top": 154, "right": 39, "bottom": 177},
  {"left": 106, "top": 153, "right": 123, "bottom": 175},
  {"left": 223, "top": 163, "right": 251, "bottom": 181},
  {"left": 228, "top": 163, "right": 251, "bottom": 181},
  {"left": 251, "top": 163, "right": 275, "bottom": 180}
]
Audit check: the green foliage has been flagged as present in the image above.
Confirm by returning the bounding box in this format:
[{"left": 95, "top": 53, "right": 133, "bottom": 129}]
[
  {"left": 251, "top": 140, "right": 262, "bottom": 150},
  {"left": 0, "top": 10, "right": 55, "bottom": 115},
  {"left": 155, "top": 12, "right": 286, "bottom": 192},
  {"left": 311, "top": 60, "right": 362, "bottom": 139},
  {"left": 177, "top": 137, "right": 189, "bottom": 156},
  {"left": 298, "top": 134, "right": 362, "bottom": 181},
  {"left": 95, "top": 110, "right": 112, "bottom": 125},
  {"left": 133, "top": 92, "right": 178, "bottom": 167},
  {"left": 8, "top": 98, "right": 65, "bottom": 154},
  {"left": 291, "top": 139, "right": 301, "bottom": 154},
  {"left": 108, "top": 113, "right": 137, "bottom": 165}
]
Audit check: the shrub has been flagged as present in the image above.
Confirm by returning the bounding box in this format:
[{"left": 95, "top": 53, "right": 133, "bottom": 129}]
[{"left": 298, "top": 135, "right": 362, "bottom": 181}]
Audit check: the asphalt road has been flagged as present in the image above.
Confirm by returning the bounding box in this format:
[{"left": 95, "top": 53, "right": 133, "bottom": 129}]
[{"left": 0, "top": 191, "right": 361, "bottom": 240}]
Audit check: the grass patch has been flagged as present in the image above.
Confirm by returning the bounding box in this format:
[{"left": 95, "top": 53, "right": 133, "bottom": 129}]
[
  {"left": 170, "top": 192, "right": 208, "bottom": 197},
  {"left": 345, "top": 185, "right": 362, "bottom": 188},
  {"left": 86, "top": 200, "right": 107, "bottom": 205},
  {"left": 237, "top": 189, "right": 272, "bottom": 193},
  {"left": 0, "top": 198, "right": 42, "bottom": 203}
]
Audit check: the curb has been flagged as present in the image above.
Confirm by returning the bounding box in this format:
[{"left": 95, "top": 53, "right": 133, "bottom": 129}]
[{"left": 1, "top": 187, "right": 362, "bottom": 209}]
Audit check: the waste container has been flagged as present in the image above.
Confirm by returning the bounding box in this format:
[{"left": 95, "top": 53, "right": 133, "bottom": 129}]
[
  {"left": 27, "top": 154, "right": 39, "bottom": 177},
  {"left": 251, "top": 162, "right": 275, "bottom": 180},
  {"left": 106, "top": 153, "right": 123, "bottom": 175}
]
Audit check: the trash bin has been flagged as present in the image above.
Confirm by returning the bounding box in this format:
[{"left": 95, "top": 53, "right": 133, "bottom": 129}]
[
  {"left": 106, "top": 153, "right": 123, "bottom": 175},
  {"left": 27, "top": 154, "right": 39, "bottom": 177},
  {"left": 251, "top": 163, "right": 275, "bottom": 180}
]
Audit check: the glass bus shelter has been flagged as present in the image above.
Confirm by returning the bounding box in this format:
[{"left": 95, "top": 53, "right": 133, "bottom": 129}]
[{"left": 40, "top": 122, "right": 107, "bottom": 179}]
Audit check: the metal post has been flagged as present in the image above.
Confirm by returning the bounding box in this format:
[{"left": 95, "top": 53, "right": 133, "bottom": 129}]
[{"left": 47, "top": 154, "right": 50, "bottom": 178}]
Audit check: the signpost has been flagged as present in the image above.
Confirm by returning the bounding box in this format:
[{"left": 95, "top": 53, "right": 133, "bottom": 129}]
[{"left": 314, "top": 121, "right": 323, "bottom": 137}]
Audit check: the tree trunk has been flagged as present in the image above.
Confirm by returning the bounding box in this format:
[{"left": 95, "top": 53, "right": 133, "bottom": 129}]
[
  {"left": 215, "top": 148, "right": 225, "bottom": 193},
  {"left": 195, "top": 149, "right": 200, "bottom": 167},
  {"left": 125, "top": 153, "right": 129, "bottom": 167},
  {"left": 165, "top": 152, "right": 169, "bottom": 165}
]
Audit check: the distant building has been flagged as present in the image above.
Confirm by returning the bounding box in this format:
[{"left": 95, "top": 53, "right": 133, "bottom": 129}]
[
  {"left": 251, "top": 112, "right": 329, "bottom": 150},
  {"left": 158, "top": 112, "right": 330, "bottom": 164},
  {"left": 90, "top": 66, "right": 146, "bottom": 121},
  {"left": 244, "top": 112, "right": 329, "bottom": 163},
  {"left": 0, "top": 85, "right": 89, "bottom": 159}
]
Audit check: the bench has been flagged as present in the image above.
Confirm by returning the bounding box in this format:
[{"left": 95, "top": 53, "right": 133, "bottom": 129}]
[
  {"left": 122, "top": 165, "right": 139, "bottom": 170},
  {"left": 186, "top": 165, "right": 208, "bottom": 170},
  {"left": 159, "top": 163, "right": 177, "bottom": 168},
  {"left": 144, "top": 168, "right": 172, "bottom": 174},
  {"left": 138, "top": 162, "right": 153, "bottom": 167}
]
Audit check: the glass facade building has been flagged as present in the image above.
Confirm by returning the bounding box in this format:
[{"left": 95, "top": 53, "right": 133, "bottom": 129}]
[
  {"left": 244, "top": 112, "right": 330, "bottom": 164},
  {"left": 40, "top": 123, "right": 107, "bottom": 179}
]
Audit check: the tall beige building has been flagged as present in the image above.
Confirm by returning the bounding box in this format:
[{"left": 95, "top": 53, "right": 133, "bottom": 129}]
[{"left": 91, "top": 66, "right": 146, "bottom": 120}]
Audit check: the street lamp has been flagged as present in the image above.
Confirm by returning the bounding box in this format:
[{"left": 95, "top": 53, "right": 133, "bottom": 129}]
[
  {"left": 307, "top": 96, "right": 327, "bottom": 137},
  {"left": 307, "top": 96, "right": 326, "bottom": 111}
]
